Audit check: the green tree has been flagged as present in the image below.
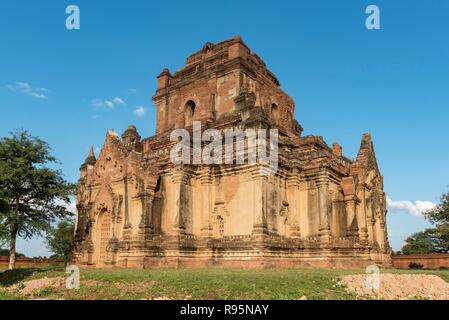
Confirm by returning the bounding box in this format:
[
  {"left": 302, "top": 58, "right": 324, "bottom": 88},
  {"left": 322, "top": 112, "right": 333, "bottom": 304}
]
[
  {"left": 424, "top": 189, "right": 449, "bottom": 253},
  {"left": 0, "top": 130, "right": 75, "bottom": 270},
  {"left": 0, "top": 249, "right": 25, "bottom": 257},
  {"left": 426, "top": 224, "right": 449, "bottom": 253},
  {"left": 401, "top": 230, "right": 436, "bottom": 255},
  {"left": 45, "top": 219, "right": 75, "bottom": 265},
  {"left": 425, "top": 190, "right": 449, "bottom": 225},
  {"left": 401, "top": 189, "right": 449, "bottom": 254}
]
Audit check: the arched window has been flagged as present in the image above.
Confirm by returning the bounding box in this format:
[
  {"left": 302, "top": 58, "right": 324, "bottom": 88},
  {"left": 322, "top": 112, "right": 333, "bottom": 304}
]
[
  {"left": 271, "top": 103, "right": 279, "bottom": 123},
  {"left": 184, "top": 100, "right": 196, "bottom": 126}
]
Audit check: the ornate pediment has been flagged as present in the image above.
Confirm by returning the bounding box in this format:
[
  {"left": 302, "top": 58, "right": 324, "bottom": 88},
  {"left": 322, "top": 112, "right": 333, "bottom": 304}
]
[
  {"left": 91, "top": 183, "right": 116, "bottom": 217},
  {"left": 93, "top": 131, "right": 127, "bottom": 181},
  {"left": 356, "top": 133, "right": 380, "bottom": 174}
]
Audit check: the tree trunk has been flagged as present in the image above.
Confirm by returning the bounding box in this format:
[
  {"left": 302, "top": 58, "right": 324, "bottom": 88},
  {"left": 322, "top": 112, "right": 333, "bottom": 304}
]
[{"left": 8, "top": 223, "right": 18, "bottom": 270}]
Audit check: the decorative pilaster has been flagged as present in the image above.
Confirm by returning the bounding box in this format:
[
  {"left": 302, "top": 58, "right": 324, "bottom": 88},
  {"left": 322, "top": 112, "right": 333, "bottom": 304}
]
[
  {"left": 123, "top": 176, "right": 131, "bottom": 239},
  {"left": 344, "top": 195, "right": 359, "bottom": 238},
  {"left": 111, "top": 195, "right": 123, "bottom": 239},
  {"left": 251, "top": 166, "right": 268, "bottom": 235},
  {"left": 366, "top": 208, "right": 376, "bottom": 246},
  {"left": 378, "top": 192, "right": 390, "bottom": 252},
  {"left": 316, "top": 172, "right": 331, "bottom": 243},
  {"left": 365, "top": 191, "right": 375, "bottom": 245},
  {"left": 199, "top": 168, "right": 213, "bottom": 237},
  {"left": 358, "top": 184, "right": 369, "bottom": 244},
  {"left": 286, "top": 171, "right": 301, "bottom": 238},
  {"left": 86, "top": 218, "right": 95, "bottom": 265},
  {"left": 74, "top": 204, "right": 86, "bottom": 240},
  {"left": 108, "top": 198, "right": 120, "bottom": 264},
  {"left": 170, "top": 168, "right": 188, "bottom": 234},
  {"left": 138, "top": 190, "right": 155, "bottom": 239}
]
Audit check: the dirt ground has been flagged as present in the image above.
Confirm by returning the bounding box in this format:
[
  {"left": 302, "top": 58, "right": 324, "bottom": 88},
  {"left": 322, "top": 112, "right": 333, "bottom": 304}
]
[
  {"left": 340, "top": 273, "right": 449, "bottom": 300},
  {"left": 8, "top": 277, "right": 65, "bottom": 296}
]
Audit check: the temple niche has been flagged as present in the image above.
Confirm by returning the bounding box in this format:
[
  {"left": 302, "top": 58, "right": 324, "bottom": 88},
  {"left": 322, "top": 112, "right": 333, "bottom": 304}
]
[{"left": 72, "top": 36, "right": 391, "bottom": 268}]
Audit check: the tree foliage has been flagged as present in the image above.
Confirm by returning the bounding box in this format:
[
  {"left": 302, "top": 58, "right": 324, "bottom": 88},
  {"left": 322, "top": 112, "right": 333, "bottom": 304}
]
[
  {"left": 423, "top": 190, "right": 449, "bottom": 253},
  {"left": 401, "top": 189, "right": 449, "bottom": 254},
  {"left": 0, "top": 130, "right": 75, "bottom": 269},
  {"left": 0, "top": 249, "right": 25, "bottom": 257},
  {"left": 424, "top": 191, "right": 449, "bottom": 225},
  {"left": 46, "top": 219, "right": 75, "bottom": 264},
  {"left": 426, "top": 224, "right": 449, "bottom": 253},
  {"left": 401, "top": 230, "right": 436, "bottom": 255}
]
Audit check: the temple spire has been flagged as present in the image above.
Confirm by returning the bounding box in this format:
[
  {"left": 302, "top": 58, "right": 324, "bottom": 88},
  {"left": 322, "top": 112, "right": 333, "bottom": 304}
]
[
  {"left": 88, "top": 146, "right": 94, "bottom": 157},
  {"left": 83, "top": 146, "right": 96, "bottom": 165}
]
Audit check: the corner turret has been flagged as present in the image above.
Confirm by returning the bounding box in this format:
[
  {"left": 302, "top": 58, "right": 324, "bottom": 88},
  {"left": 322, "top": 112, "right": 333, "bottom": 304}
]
[
  {"left": 121, "top": 125, "right": 142, "bottom": 154},
  {"left": 80, "top": 146, "right": 96, "bottom": 179}
]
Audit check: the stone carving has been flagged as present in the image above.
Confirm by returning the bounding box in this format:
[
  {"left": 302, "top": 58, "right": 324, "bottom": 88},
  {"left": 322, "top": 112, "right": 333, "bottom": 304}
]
[{"left": 212, "top": 201, "right": 230, "bottom": 237}]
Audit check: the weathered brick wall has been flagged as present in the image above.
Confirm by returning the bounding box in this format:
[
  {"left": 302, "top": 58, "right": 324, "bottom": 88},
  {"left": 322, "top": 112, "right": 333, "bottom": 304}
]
[
  {"left": 152, "top": 36, "right": 297, "bottom": 135},
  {"left": 392, "top": 254, "right": 449, "bottom": 269}
]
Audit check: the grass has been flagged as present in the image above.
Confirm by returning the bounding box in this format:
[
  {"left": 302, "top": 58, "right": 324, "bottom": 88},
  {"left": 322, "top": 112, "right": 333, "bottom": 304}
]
[
  {"left": 0, "top": 290, "right": 17, "bottom": 300},
  {"left": 0, "top": 266, "right": 448, "bottom": 300}
]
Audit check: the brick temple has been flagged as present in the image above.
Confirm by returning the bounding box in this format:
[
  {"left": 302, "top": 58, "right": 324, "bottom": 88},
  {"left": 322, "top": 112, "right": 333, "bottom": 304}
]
[{"left": 72, "top": 36, "right": 391, "bottom": 268}]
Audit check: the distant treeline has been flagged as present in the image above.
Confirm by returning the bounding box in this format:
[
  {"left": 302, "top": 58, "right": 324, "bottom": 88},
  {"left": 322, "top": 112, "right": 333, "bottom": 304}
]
[
  {"left": 0, "top": 249, "right": 53, "bottom": 260},
  {"left": 0, "top": 249, "right": 25, "bottom": 258}
]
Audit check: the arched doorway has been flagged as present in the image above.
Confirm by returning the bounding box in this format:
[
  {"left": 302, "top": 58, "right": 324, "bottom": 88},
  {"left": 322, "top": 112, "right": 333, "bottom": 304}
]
[{"left": 96, "top": 209, "right": 112, "bottom": 264}]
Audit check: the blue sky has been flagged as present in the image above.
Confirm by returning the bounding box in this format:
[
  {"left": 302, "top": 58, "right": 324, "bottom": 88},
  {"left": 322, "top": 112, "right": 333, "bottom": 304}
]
[{"left": 1, "top": 0, "right": 448, "bottom": 256}]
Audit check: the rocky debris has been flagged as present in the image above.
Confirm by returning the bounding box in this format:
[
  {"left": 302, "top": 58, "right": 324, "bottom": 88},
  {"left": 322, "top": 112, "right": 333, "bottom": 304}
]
[
  {"left": 9, "top": 277, "right": 65, "bottom": 296},
  {"left": 340, "top": 273, "right": 449, "bottom": 300}
]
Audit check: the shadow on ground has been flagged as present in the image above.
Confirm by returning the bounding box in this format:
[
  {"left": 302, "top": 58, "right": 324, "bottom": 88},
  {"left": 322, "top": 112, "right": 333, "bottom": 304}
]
[{"left": 0, "top": 268, "right": 48, "bottom": 287}]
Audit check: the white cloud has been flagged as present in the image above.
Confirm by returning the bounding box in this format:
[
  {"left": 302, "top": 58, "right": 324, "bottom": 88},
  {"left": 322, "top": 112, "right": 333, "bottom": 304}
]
[
  {"left": 91, "top": 96, "right": 126, "bottom": 109},
  {"left": 134, "top": 105, "right": 146, "bottom": 117},
  {"left": 387, "top": 197, "right": 436, "bottom": 217},
  {"left": 55, "top": 197, "right": 76, "bottom": 214},
  {"left": 6, "top": 81, "right": 48, "bottom": 99},
  {"left": 66, "top": 198, "right": 77, "bottom": 214},
  {"left": 105, "top": 100, "right": 114, "bottom": 108},
  {"left": 112, "top": 97, "right": 125, "bottom": 105}
]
